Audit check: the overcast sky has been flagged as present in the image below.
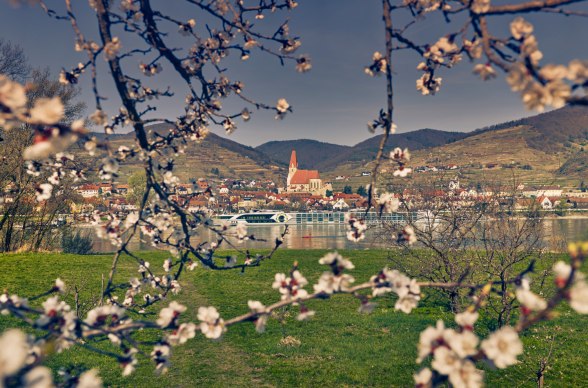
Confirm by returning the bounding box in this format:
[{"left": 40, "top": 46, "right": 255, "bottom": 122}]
[{"left": 1, "top": 1, "right": 587, "bottom": 146}]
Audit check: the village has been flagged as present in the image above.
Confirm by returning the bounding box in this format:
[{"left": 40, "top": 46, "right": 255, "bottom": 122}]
[{"left": 3, "top": 150, "right": 587, "bottom": 222}]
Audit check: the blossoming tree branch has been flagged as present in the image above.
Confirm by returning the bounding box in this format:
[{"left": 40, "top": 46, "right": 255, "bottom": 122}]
[{"left": 1, "top": 0, "right": 588, "bottom": 387}]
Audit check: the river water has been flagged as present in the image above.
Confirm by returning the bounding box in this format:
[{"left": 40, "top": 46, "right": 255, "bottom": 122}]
[{"left": 87, "top": 218, "right": 588, "bottom": 253}]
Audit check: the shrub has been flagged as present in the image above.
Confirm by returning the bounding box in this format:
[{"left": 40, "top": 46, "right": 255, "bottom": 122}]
[{"left": 61, "top": 229, "right": 94, "bottom": 255}]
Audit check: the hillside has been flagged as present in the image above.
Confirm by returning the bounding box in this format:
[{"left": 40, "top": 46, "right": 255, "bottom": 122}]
[
  {"left": 388, "top": 107, "right": 588, "bottom": 187},
  {"left": 559, "top": 150, "right": 588, "bottom": 177},
  {"left": 408, "top": 126, "right": 563, "bottom": 183},
  {"left": 79, "top": 125, "right": 284, "bottom": 182},
  {"left": 73, "top": 106, "right": 588, "bottom": 186},
  {"left": 325, "top": 128, "right": 468, "bottom": 170},
  {"left": 329, "top": 106, "right": 588, "bottom": 189},
  {"left": 256, "top": 128, "right": 467, "bottom": 171},
  {"left": 472, "top": 106, "right": 588, "bottom": 153},
  {"left": 256, "top": 139, "right": 350, "bottom": 169}
]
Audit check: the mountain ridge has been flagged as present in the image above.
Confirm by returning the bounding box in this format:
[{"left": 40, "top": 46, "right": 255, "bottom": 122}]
[{"left": 81, "top": 105, "right": 588, "bottom": 185}]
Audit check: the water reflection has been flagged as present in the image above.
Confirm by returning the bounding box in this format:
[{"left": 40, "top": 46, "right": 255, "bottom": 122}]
[{"left": 86, "top": 218, "right": 588, "bottom": 253}]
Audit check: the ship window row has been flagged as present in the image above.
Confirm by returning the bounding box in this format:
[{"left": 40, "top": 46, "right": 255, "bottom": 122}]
[{"left": 293, "top": 212, "right": 416, "bottom": 224}]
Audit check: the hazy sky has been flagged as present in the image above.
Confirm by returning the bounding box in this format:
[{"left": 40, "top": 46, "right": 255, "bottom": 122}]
[{"left": 1, "top": 1, "right": 587, "bottom": 146}]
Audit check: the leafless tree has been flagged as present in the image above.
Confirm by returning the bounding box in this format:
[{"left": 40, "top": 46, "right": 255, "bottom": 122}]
[
  {"left": 388, "top": 178, "right": 544, "bottom": 324},
  {"left": 0, "top": 38, "right": 29, "bottom": 82},
  {"left": 0, "top": 49, "right": 86, "bottom": 251}
]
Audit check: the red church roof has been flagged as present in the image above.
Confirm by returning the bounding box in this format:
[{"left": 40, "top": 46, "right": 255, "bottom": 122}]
[
  {"left": 289, "top": 149, "right": 298, "bottom": 168},
  {"left": 290, "top": 170, "right": 320, "bottom": 184}
]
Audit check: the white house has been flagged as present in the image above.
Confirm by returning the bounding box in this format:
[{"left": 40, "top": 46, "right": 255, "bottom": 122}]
[
  {"left": 536, "top": 185, "right": 563, "bottom": 198},
  {"left": 77, "top": 184, "right": 100, "bottom": 198},
  {"left": 333, "top": 198, "right": 350, "bottom": 210},
  {"left": 538, "top": 196, "right": 552, "bottom": 209},
  {"left": 523, "top": 185, "right": 563, "bottom": 198}
]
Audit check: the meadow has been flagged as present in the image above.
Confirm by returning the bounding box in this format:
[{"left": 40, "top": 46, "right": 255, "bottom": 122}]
[{"left": 0, "top": 249, "right": 586, "bottom": 387}]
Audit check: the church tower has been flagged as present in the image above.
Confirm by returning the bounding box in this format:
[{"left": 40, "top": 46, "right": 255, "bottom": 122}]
[{"left": 287, "top": 149, "right": 298, "bottom": 187}]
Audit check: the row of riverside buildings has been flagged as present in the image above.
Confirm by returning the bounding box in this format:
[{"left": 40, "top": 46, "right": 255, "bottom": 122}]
[{"left": 5, "top": 149, "right": 588, "bottom": 218}]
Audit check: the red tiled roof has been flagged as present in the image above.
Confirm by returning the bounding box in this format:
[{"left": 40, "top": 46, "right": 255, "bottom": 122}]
[
  {"left": 568, "top": 197, "right": 588, "bottom": 203},
  {"left": 79, "top": 184, "right": 99, "bottom": 190},
  {"left": 290, "top": 170, "right": 320, "bottom": 184},
  {"left": 289, "top": 149, "right": 298, "bottom": 168}
]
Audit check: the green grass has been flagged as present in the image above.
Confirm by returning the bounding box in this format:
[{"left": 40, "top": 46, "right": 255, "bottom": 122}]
[{"left": 1, "top": 250, "right": 587, "bottom": 387}]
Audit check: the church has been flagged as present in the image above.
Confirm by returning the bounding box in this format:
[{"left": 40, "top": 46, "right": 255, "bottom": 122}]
[{"left": 284, "top": 149, "right": 331, "bottom": 196}]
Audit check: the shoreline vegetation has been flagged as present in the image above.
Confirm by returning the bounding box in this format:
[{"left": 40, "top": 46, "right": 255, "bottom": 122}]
[{"left": 1, "top": 249, "right": 586, "bottom": 387}]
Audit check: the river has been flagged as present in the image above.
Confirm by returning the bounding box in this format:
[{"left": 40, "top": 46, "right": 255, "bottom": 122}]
[{"left": 87, "top": 218, "right": 588, "bottom": 253}]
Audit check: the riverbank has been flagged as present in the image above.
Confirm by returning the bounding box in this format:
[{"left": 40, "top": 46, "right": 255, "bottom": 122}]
[{"left": 1, "top": 250, "right": 587, "bottom": 386}]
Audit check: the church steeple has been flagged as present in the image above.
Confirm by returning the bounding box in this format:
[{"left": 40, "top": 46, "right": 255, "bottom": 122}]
[
  {"left": 289, "top": 149, "right": 298, "bottom": 169},
  {"left": 287, "top": 149, "right": 298, "bottom": 187}
]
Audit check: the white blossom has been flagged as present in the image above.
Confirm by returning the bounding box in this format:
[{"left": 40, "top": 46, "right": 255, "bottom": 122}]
[
  {"left": 54, "top": 278, "right": 65, "bottom": 293},
  {"left": 455, "top": 311, "right": 478, "bottom": 329},
  {"left": 568, "top": 59, "right": 588, "bottom": 83},
  {"left": 394, "top": 294, "right": 418, "bottom": 313},
  {"left": 272, "top": 271, "right": 309, "bottom": 301},
  {"left": 345, "top": 214, "right": 367, "bottom": 242},
  {"left": 521, "top": 82, "right": 548, "bottom": 111},
  {"left": 89, "top": 110, "right": 107, "bottom": 126},
  {"left": 539, "top": 64, "right": 568, "bottom": 81},
  {"left": 157, "top": 301, "right": 186, "bottom": 328},
  {"left": 28, "top": 97, "right": 64, "bottom": 125},
  {"left": 471, "top": 0, "right": 490, "bottom": 14},
  {"left": 480, "top": 326, "right": 523, "bottom": 368},
  {"left": 416, "top": 73, "right": 442, "bottom": 95},
  {"left": 151, "top": 344, "right": 171, "bottom": 375},
  {"left": 0, "top": 75, "right": 27, "bottom": 111},
  {"left": 516, "top": 288, "right": 547, "bottom": 312},
  {"left": 0, "top": 329, "right": 29, "bottom": 379},
  {"left": 570, "top": 280, "right": 588, "bottom": 314},
  {"left": 77, "top": 369, "right": 103, "bottom": 388},
  {"left": 276, "top": 98, "right": 290, "bottom": 113},
  {"left": 84, "top": 305, "right": 126, "bottom": 326},
  {"left": 247, "top": 299, "right": 268, "bottom": 332},
  {"left": 23, "top": 366, "right": 54, "bottom": 388},
  {"left": 448, "top": 360, "right": 484, "bottom": 388},
  {"left": 313, "top": 272, "right": 355, "bottom": 294},
  {"left": 235, "top": 223, "right": 248, "bottom": 240},
  {"left": 24, "top": 131, "right": 79, "bottom": 161},
  {"left": 121, "top": 348, "right": 138, "bottom": 376},
  {"left": 473, "top": 63, "right": 497, "bottom": 81},
  {"left": 397, "top": 225, "right": 417, "bottom": 245},
  {"left": 413, "top": 367, "right": 433, "bottom": 388},
  {"left": 318, "top": 251, "right": 354, "bottom": 270},
  {"left": 104, "top": 37, "right": 121, "bottom": 60},
  {"left": 431, "top": 346, "right": 462, "bottom": 375},
  {"left": 391, "top": 147, "right": 410, "bottom": 162},
  {"left": 37, "top": 183, "right": 53, "bottom": 202},
  {"left": 296, "top": 56, "right": 312, "bottom": 72},
  {"left": 506, "top": 63, "right": 530, "bottom": 92},
  {"left": 463, "top": 39, "right": 482, "bottom": 59},
  {"left": 545, "top": 80, "right": 571, "bottom": 108},
  {"left": 417, "top": 320, "right": 446, "bottom": 363},
  {"left": 377, "top": 193, "right": 400, "bottom": 213},
  {"left": 296, "top": 308, "right": 316, "bottom": 321},
  {"left": 167, "top": 322, "right": 197, "bottom": 346},
  {"left": 510, "top": 17, "right": 533, "bottom": 40},
  {"left": 447, "top": 330, "right": 479, "bottom": 358},
  {"left": 198, "top": 306, "right": 225, "bottom": 339},
  {"left": 521, "top": 35, "right": 543, "bottom": 65}
]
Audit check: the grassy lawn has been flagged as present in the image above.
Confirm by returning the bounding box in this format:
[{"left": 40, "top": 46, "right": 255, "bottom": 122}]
[{"left": 1, "top": 249, "right": 587, "bottom": 387}]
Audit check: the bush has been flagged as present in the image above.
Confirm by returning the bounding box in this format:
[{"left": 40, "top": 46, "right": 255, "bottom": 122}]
[{"left": 61, "top": 229, "right": 94, "bottom": 255}]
